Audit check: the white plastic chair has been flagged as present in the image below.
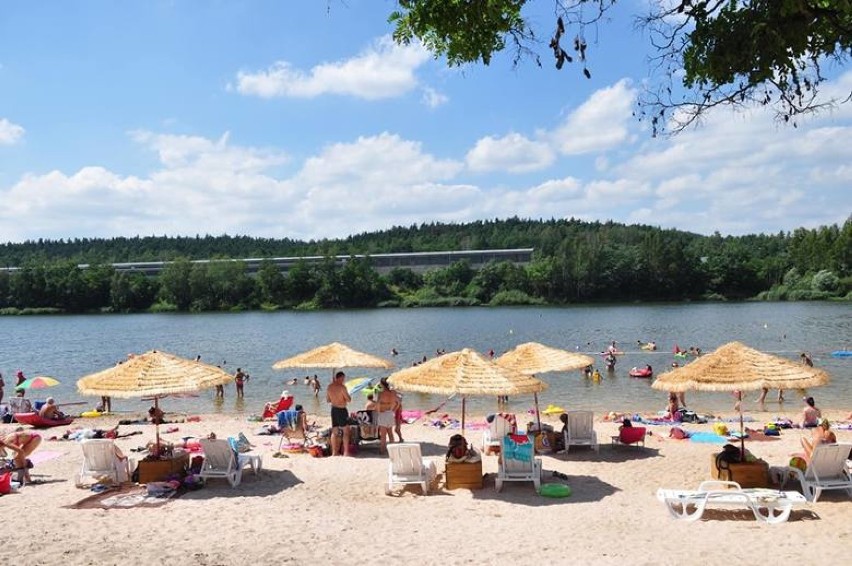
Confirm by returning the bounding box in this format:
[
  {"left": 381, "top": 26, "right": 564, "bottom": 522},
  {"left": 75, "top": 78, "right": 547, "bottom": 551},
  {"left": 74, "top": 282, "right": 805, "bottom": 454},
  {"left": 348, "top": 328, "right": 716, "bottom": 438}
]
[
  {"left": 79, "top": 439, "right": 131, "bottom": 486},
  {"left": 496, "top": 434, "right": 541, "bottom": 492},
  {"left": 199, "top": 438, "right": 261, "bottom": 488},
  {"left": 770, "top": 443, "right": 852, "bottom": 502},
  {"left": 562, "top": 410, "right": 599, "bottom": 454},
  {"left": 385, "top": 443, "right": 436, "bottom": 495},
  {"left": 482, "top": 413, "right": 515, "bottom": 454},
  {"left": 656, "top": 480, "right": 807, "bottom": 524}
]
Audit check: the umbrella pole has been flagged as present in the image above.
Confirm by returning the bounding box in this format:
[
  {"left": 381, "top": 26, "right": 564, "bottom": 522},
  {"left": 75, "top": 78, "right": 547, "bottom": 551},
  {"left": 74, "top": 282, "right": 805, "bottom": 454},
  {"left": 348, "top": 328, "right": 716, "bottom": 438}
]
[
  {"left": 534, "top": 392, "right": 541, "bottom": 432},
  {"left": 739, "top": 407, "right": 745, "bottom": 463},
  {"left": 461, "top": 396, "right": 466, "bottom": 437},
  {"left": 155, "top": 397, "right": 161, "bottom": 457}
]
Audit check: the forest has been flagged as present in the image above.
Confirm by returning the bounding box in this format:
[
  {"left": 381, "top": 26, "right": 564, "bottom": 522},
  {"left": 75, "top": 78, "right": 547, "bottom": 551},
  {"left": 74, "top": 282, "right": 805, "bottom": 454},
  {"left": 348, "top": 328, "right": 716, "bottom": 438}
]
[{"left": 0, "top": 217, "right": 849, "bottom": 314}]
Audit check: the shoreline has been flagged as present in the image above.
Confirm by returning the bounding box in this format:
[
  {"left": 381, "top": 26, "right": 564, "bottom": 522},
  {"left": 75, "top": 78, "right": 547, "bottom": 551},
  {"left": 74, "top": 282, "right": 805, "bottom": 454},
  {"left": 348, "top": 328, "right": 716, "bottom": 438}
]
[{"left": 2, "top": 410, "right": 851, "bottom": 565}]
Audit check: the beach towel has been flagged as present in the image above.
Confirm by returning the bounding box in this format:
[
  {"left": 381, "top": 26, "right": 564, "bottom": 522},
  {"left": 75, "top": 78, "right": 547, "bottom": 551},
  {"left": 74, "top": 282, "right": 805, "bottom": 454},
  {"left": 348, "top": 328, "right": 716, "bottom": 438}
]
[
  {"left": 688, "top": 432, "right": 728, "bottom": 445},
  {"left": 29, "top": 450, "right": 62, "bottom": 465},
  {"left": 65, "top": 484, "right": 182, "bottom": 509}
]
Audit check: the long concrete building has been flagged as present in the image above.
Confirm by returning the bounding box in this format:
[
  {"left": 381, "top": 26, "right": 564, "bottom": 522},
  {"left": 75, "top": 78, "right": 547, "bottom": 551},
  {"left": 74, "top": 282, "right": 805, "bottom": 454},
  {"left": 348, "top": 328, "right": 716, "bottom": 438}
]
[{"left": 2, "top": 248, "right": 534, "bottom": 276}]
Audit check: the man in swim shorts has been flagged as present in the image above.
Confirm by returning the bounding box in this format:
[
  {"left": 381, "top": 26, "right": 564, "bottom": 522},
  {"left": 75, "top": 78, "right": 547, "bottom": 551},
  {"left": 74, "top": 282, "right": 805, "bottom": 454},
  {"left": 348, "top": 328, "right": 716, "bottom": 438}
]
[{"left": 326, "top": 371, "right": 352, "bottom": 456}]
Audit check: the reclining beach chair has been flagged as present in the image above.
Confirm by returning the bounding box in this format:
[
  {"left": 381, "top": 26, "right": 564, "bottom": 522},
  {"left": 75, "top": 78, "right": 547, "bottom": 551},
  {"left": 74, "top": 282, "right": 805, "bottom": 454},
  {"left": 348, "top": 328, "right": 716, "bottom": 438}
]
[
  {"left": 562, "top": 410, "right": 599, "bottom": 454},
  {"left": 385, "top": 443, "right": 436, "bottom": 495},
  {"left": 9, "top": 396, "right": 33, "bottom": 420},
  {"left": 611, "top": 426, "right": 646, "bottom": 448},
  {"left": 482, "top": 413, "right": 516, "bottom": 455},
  {"left": 656, "top": 480, "right": 807, "bottom": 524},
  {"left": 496, "top": 434, "right": 541, "bottom": 492},
  {"left": 79, "top": 439, "right": 131, "bottom": 486},
  {"left": 199, "top": 438, "right": 261, "bottom": 488},
  {"left": 769, "top": 443, "right": 852, "bottom": 502}
]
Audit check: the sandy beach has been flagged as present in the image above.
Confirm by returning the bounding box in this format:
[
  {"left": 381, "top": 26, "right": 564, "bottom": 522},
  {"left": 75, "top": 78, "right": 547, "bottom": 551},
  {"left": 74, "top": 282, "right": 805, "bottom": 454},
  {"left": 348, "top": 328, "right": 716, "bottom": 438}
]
[{"left": 2, "top": 408, "right": 851, "bottom": 566}]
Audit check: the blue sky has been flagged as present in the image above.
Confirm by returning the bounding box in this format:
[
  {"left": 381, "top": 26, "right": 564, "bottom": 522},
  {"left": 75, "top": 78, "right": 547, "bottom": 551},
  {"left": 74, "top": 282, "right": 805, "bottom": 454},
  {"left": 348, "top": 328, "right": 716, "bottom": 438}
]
[{"left": 1, "top": 1, "right": 850, "bottom": 244}]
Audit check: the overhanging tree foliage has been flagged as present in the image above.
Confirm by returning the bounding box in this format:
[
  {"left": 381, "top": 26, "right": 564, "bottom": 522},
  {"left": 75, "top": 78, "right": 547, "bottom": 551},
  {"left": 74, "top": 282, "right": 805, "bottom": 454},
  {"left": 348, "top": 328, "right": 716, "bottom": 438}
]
[{"left": 389, "top": 1, "right": 852, "bottom": 133}]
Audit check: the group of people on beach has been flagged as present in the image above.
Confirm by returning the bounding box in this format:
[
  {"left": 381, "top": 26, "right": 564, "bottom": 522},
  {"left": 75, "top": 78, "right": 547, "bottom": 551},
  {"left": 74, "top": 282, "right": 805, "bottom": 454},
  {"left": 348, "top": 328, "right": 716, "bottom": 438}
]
[{"left": 326, "top": 372, "right": 403, "bottom": 456}]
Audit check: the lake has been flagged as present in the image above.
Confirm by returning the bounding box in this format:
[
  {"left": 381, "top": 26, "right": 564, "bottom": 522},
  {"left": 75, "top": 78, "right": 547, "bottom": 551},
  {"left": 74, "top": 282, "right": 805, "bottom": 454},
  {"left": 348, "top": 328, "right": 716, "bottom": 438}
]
[{"left": 1, "top": 302, "right": 849, "bottom": 418}]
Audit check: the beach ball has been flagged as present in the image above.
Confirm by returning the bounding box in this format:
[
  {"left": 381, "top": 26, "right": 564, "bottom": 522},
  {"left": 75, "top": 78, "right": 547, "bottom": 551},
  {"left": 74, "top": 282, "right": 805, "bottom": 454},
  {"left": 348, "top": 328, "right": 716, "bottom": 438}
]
[{"left": 789, "top": 456, "right": 807, "bottom": 471}]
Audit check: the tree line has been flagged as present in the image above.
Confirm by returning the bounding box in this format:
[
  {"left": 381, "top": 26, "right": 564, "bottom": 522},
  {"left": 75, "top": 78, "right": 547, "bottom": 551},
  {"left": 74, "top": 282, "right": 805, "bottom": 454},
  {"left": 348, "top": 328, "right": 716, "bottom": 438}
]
[{"left": 0, "top": 217, "right": 849, "bottom": 314}]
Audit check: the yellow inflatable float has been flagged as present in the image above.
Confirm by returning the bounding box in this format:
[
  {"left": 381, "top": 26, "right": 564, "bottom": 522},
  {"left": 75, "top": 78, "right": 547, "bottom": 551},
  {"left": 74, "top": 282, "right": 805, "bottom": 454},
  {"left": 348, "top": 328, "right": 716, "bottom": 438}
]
[{"left": 542, "top": 404, "right": 566, "bottom": 415}]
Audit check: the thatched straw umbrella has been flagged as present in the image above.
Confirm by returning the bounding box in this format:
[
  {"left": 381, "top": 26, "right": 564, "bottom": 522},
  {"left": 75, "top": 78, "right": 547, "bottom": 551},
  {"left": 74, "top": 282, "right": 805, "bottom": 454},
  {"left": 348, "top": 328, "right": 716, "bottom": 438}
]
[
  {"left": 387, "top": 348, "right": 547, "bottom": 435},
  {"left": 273, "top": 342, "right": 393, "bottom": 373},
  {"left": 496, "top": 342, "right": 595, "bottom": 430},
  {"left": 652, "top": 341, "right": 830, "bottom": 459},
  {"left": 77, "top": 350, "right": 234, "bottom": 452}
]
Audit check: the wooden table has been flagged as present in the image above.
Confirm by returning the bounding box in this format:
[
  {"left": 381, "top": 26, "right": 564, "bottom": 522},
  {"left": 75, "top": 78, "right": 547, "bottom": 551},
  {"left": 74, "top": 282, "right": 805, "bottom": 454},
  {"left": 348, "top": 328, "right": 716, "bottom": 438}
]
[
  {"left": 136, "top": 452, "right": 189, "bottom": 484},
  {"left": 445, "top": 460, "right": 483, "bottom": 490}
]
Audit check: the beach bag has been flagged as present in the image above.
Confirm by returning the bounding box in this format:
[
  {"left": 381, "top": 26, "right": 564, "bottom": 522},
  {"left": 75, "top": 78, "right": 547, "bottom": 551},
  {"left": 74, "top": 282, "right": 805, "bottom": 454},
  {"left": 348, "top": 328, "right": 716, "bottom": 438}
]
[
  {"left": 713, "top": 422, "right": 729, "bottom": 436},
  {"left": 0, "top": 471, "right": 11, "bottom": 495},
  {"left": 715, "top": 444, "right": 742, "bottom": 478},
  {"left": 446, "top": 434, "right": 468, "bottom": 460}
]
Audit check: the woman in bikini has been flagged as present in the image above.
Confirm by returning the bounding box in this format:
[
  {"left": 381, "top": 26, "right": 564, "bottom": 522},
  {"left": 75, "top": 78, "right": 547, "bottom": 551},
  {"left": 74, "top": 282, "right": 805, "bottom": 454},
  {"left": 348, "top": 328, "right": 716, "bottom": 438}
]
[
  {"left": 1, "top": 429, "right": 42, "bottom": 483},
  {"left": 376, "top": 378, "right": 400, "bottom": 453}
]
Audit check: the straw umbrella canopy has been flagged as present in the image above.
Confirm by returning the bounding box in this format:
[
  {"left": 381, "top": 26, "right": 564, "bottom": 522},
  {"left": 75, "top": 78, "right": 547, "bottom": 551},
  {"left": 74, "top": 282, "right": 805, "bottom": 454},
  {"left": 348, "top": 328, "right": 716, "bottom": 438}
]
[
  {"left": 495, "top": 342, "right": 595, "bottom": 429},
  {"left": 77, "top": 350, "right": 235, "bottom": 451},
  {"left": 272, "top": 342, "right": 393, "bottom": 373},
  {"left": 387, "top": 348, "right": 547, "bottom": 434},
  {"left": 652, "top": 341, "right": 830, "bottom": 458}
]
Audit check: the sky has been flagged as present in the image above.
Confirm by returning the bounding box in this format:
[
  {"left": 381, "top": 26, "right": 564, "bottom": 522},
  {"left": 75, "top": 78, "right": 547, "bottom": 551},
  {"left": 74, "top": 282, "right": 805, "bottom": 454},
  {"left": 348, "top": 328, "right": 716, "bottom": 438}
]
[{"left": 1, "top": 1, "right": 850, "bottom": 245}]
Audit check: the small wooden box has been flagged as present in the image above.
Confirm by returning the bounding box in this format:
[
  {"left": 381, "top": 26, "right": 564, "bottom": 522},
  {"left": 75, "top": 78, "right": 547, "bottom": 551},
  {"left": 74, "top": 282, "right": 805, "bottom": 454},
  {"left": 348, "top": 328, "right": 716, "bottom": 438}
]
[
  {"left": 533, "top": 432, "right": 557, "bottom": 454},
  {"left": 709, "top": 454, "right": 770, "bottom": 488},
  {"left": 445, "top": 460, "right": 483, "bottom": 490},
  {"left": 137, "top": 453, "right": 189, "bottom": 484}
]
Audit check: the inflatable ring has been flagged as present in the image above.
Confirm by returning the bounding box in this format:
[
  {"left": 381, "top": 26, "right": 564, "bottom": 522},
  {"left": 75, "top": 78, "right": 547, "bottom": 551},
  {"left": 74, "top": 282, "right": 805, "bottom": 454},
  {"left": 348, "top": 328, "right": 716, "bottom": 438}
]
[
  {"left": 539, "top": 483, "right": 572, "bottom": 498},
  {"left": 81, "top": 410, "right": 107, "bottom": 418}
]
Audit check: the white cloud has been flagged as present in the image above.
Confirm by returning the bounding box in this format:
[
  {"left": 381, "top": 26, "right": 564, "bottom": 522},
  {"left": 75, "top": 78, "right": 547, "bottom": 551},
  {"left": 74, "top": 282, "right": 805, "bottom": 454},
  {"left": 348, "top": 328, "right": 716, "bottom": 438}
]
[
  {"left": 235, "top": 36, "right": 430, "bottom": 100},
  {"left": 465, "top": 132, "right": 554, "bottom": 173},
  {"left": 0, "top": 118, "right": 25, "bottom": 145},
  {"left": 421, "top": 86, "right": 448, "bottom": 108},
  {"left": 550, "top": 79, "right": 637, "bottom": 154}
]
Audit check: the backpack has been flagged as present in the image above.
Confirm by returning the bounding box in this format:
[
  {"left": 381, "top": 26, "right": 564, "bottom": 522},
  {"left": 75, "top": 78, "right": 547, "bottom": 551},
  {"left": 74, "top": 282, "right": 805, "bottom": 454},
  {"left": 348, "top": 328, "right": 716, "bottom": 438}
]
[
  {"left": 446, "top": 434, "right": 468, "bottom": 460},
  {"left": 715, "top": 443, "right": 742, "bottom": 478}
]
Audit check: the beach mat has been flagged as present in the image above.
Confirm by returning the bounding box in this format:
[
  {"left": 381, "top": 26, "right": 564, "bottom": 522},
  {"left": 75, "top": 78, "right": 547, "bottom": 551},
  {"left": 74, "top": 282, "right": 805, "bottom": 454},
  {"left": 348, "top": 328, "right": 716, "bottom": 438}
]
[
  {"left": 688, "top": 432, "right": 728, "bottom": 444},
  {"left": 65, "top": 484, "right": 182, "bottom": 510}
]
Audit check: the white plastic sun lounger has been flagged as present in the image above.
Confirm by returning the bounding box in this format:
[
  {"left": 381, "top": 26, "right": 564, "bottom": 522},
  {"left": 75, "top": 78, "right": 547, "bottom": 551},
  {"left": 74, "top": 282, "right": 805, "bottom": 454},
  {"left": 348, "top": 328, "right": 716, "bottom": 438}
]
[{"left": 656, "top": 480, "right": 807, "bottom": 524}]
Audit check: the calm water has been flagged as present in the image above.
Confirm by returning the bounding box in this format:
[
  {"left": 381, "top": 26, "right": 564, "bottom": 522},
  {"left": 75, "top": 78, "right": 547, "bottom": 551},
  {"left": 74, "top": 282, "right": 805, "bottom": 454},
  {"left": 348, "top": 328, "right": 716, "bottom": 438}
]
[{"left": 1, "top": 303, "right": 850, "bottom": 418}]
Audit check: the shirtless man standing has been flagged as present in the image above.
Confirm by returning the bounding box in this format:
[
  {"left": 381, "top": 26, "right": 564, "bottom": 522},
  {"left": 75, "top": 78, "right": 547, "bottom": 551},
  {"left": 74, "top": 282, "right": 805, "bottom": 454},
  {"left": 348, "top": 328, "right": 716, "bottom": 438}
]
[{"left": 326, "top": 371, "right": 352, "bottom": 456}]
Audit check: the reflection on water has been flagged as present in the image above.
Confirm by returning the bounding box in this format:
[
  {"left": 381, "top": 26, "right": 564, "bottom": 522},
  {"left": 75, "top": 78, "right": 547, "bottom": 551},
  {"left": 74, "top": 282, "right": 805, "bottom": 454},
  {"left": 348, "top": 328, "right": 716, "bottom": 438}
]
[{"left": 0, "top": 302, "right": 849, "bottom": 417}]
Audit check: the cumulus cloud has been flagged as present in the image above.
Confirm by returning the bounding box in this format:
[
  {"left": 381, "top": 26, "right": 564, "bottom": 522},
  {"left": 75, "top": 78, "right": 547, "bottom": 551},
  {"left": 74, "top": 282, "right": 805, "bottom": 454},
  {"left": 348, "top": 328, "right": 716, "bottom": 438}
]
[
  {"left": 466, "top": 132, "right": 554, "bottom": 173},
  {"left": 235, "top": 36, "right": 430, "bottom": 100},
  {"left": 550, "top": 79, "right": 637, "bottom": 155},
  {"left": 0, "top": 118, "right": 25, "bottom": 145}
]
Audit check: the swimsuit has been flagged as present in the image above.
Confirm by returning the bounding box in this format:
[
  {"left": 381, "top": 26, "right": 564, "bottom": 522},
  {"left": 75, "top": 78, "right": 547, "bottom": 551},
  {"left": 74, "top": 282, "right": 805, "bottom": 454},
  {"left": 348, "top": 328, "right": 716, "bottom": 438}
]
[
  {"left": 376, "top": 410, "right": 395, "bottom": 428},
  {"left": 331, "top": 406, "right": 349, "bottom": 427}
]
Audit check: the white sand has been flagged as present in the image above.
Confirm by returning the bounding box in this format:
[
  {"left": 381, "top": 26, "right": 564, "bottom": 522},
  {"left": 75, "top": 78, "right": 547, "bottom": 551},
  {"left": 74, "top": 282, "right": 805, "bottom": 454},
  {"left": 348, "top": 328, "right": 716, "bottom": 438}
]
[{"left": 2, "top": 409, "right": 851, "bottom": 566}]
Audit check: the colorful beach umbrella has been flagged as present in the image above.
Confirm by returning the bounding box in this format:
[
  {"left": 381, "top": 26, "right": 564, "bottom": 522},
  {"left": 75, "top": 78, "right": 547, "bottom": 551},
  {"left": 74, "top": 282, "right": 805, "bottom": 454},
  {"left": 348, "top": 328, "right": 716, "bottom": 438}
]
[
  {"left": 345, "top": 377, "right": 374, "bottom": 395},
  {"left": 16, "top": 375, "right": 61, "bottom": 390}
]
